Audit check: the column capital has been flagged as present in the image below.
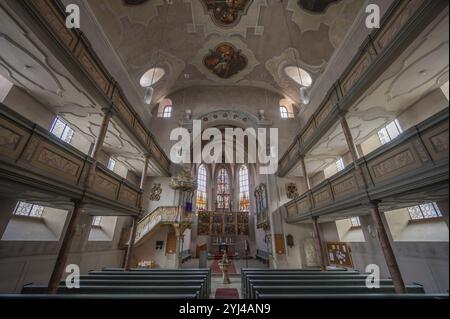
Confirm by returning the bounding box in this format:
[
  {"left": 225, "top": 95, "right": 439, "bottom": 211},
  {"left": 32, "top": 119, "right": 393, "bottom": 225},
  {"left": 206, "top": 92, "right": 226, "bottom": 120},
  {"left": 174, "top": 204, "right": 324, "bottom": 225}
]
[{"left": 368, "top": 200, "right": 381, "bottom": 209}]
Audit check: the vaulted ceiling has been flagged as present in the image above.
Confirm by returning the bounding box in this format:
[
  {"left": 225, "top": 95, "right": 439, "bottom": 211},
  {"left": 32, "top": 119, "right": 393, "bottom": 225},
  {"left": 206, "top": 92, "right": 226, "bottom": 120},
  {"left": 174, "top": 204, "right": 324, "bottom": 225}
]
[{"left": 67, "top": 0, "right": 363, "bottom": 114}]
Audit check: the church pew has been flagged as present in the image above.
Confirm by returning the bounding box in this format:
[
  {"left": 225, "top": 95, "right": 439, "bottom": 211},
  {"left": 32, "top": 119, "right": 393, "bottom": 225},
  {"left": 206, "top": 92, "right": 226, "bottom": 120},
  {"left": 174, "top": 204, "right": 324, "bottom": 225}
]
[
  {"left": 22, "top": 284, "right": 203, "bottom": 298},
  {"left": 250, "top": 285, "right": 425, "bottom": 299},
  {"left": 241, "top": 270, "right": 362, "bottom": 296},
  {"left": 245, "top": 279, "right": 398, "bottom": 299},
  {"left": 0, "top": 293, "right": 199, "bottom": 299},
  {"left": 255, "top": 294, "right": 449, "bottom": 299},
  {"left": 63, "top": 279, "right": 208, "bottom": 298},
  {"left": 89, "top": 270, "right": 210, "bottom": 295}
]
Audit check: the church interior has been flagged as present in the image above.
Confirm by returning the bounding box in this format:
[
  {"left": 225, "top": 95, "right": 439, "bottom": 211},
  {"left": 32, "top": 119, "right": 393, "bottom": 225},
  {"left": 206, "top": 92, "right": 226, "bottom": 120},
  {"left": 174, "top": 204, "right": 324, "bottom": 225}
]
[{"left": 0, "top": 0, "right": 448, "bottom": 301}]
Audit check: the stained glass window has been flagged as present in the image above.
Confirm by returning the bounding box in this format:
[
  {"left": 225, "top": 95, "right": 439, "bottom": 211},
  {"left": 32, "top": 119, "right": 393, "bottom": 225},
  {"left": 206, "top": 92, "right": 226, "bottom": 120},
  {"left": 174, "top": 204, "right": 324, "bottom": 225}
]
[
  {"left": 216, "top": 167, "right": 230, "bottom": 209},
  {"left": 408, "top": 202, "right": 442, "bottom": 220},
  {"left": 196, "top": 164, "right": 207, "bottom": 211},
  {"left": 350, "top": 216, "right": 361, "bottom": 227},
  {"left": 50, "top": 117, "right": 74, "bottom": 143},
  {"left": 280, "top": 106, "right": 289, "bottom": 118},
  {"left": 13, "top": 201, "right": 44, "bottom": 217},
  {"left": 92, "top": 216, "right": 102, "bottom": 226},
  {"left": 239, "top": 165, "right": 250, "bottom": 211},
  {"left": 378, "top": 119, "right": 402, "bottom": 145}
]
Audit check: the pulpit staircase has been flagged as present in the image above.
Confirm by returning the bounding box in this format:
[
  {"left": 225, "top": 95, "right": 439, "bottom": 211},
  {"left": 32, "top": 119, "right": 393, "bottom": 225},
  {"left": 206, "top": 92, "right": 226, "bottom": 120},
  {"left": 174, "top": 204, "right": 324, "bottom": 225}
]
[{"left": 133, "top": 206, "right": 193, "bottom": 247}]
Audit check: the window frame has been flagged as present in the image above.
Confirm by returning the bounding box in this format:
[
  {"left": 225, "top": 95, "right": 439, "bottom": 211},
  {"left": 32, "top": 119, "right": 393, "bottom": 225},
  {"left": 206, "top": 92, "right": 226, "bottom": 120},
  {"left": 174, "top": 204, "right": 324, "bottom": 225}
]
[
  {"left": 377, "top": 119, "right": 402, "bottom": 145},
  {"left": 350, "top": 216, "right": 361, "bottom": 227},
  {"left": 13, "top": 201, "right": 44, "bottom": 218},
  {"left": 216, "top": 167, "right": 230, "bottom": 209},
  {"left": 238, "top": 165, "right": 250, "bottom": 212},
  {"left": 50, "top": 117, "right": 74, "bottom": 143},
  {"left": 162, "top": 105, "right": 172, "bottom": 118},
  {"left": 335, "top": 158, "right": 345, "bottom": 172},
  {"left": 196, "top": 164, "right": 208, "bottom": 211},
  {"left": 280, "top": 106, "right": 289, "bottom": 119},
  {"left": 91, "top": 216, "right": 102, "bottom": 227},
  {"left": 408, "top": 202, "right": 443, "bottom": 221},
  {"left": 107, "top": 158, "right": 116, "bottom": 171}
]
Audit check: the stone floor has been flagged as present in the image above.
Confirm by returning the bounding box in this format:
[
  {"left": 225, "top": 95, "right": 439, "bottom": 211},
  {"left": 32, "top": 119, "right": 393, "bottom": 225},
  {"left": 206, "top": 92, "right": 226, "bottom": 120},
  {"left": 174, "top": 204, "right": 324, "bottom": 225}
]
[{"left": 182, "top": 258, "right": 268, "bottom": 298}]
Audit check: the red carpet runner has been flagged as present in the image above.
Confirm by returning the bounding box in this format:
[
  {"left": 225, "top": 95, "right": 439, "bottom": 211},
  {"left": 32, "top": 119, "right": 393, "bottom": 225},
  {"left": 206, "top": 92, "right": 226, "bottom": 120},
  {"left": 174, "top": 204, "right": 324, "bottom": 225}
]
[
  {"left": 210, "top": 260, "right": 237, "bottom": 274},
  {"left": 215, "top": 288, "right": 240, "bottom": 299}
]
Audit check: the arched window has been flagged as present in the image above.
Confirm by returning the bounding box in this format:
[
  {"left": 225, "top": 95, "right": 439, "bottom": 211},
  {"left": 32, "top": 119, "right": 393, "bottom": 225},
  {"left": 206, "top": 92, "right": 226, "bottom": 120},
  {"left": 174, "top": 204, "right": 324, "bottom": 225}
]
[
  {"left": 238, "top": 165, "right": 250, "bottom": 211},
  {"left": 196, "top": 164, "right": 207, "bottom": 211},
  {"left": 163, "top": 105, "right": 172, "bottom": 118},
  {"left": 216, "top": 167, "right": 230, "bottom": 209},
  {"left": 280, "top": 106, "right": 289, "bottom": 118}
]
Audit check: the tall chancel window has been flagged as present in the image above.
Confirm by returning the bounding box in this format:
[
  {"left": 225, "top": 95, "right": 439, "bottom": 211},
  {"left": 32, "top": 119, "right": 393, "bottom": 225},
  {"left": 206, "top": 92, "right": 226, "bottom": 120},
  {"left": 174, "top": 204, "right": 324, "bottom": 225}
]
[
  {"left": 238, "top": 165, "right": 250, "bottom": 211},
  {"left": 408, "top": 202, "right": 442, "bottom": 220},
  {"left": 163, "top": 105, "right": 172, "bottom": 118},
  {"left": 378, "top": 119, "right": 402, "bottom": 145},
  {"left": 13, "top": 201, "right": 44, "bottom": 218},
  {"left": 50, "top": 117, "right": 74, "bottom": 143},
  {"left": 196, "top": 164, "right": 207, "bottom": 211},
  {"left": 216, "top": 167, "right": 230, "bottom": 209},
  {"left": 280, "top": 106, "right": 289, "bottom": 119}
]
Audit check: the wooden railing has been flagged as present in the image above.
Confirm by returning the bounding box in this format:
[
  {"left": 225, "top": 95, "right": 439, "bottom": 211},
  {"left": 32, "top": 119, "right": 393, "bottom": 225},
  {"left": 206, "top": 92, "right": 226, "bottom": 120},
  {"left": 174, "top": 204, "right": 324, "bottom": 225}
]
[
  {"left": 135, "top": 206, "right": 192, "bottom": 243},
  {"left": 0, "top": 103, "right": 141, "bottom": 215},
  {"left": 22, "top": 0, "right": 170, "bottom": 175},
  {"left": 285, "top": 108, "right": 449, "bottom": 222},
  {"left": 278, "top": 0, "right": 447, "bottom": 176}
]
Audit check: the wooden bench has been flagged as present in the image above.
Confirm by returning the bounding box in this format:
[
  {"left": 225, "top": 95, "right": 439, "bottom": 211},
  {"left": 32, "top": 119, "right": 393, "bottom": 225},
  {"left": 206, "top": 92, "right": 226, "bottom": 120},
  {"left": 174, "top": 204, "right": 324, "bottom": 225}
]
[
  {"left": 245, "top": 279, "right": 399, "bottom": 298},
  {"left": 0, "top": 293, "right": 199, "bottom": 299},
  {"left": 256, "top": 293, "right": 449, "bottom": 299},
  {"left": 63, "top": 279, "right": 208, "bottom": 299},
  {"left": 251, "top": 285, "right": 425, "bottom": 298},
  {"left": 180, "top": 250, "right": 193, "bottom": 263},
  {"left": 22, "top": 284, "right": 203, "bottom": 298}
]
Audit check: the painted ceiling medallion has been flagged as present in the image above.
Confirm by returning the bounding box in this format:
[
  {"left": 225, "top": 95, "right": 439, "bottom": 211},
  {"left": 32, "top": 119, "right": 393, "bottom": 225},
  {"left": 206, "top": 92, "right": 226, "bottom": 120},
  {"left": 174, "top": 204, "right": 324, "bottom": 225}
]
[
  {"left": 297, "top": 0, "right": 340, "bottom": 13},
  {"left": 201, "top": 0, "right": 253, "bottom": 27},
  {"left": 203, "top": 43, "right": 248, "bottom": 79}
]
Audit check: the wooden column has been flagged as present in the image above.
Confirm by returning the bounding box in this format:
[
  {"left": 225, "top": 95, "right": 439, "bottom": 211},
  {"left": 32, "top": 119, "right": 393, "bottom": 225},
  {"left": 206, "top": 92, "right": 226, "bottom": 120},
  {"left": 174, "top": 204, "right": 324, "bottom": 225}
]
[
  {"left": 85, "top": 110, "right": 113, "bottom": 188},
  {"left": 48, "top": 200, "right": 84, "bottom": 294},
  {"left": 90, "top": 110, "right": 112, "bottom": 160},
  {"left": 140, "top": 155, "right": 150, "bottom": 190},
  {"left": 124, "top": 216, "right": 138, "bottom": 271},
  {"left": 339, "top": 113, "right": 368, "bottom": 187},
  {"left": 369, "top": 201, "right": 406, "bottom": 293},
  {"left": 312, "top": 216, "right": 327, "bottom": 271},
  {"left": 299, "top": 156, "right": 311, "bottom": 191},
  {"left": 339, "top": 113, "right": 360, "bottom": 161}
]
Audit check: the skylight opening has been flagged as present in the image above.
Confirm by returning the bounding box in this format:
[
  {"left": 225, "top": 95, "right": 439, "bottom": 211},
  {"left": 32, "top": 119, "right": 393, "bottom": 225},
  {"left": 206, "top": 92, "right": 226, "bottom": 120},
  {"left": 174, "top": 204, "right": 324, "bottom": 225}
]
[
  {"left": 139, "top": 67, "right": 165, "bottom": 87},
  {"left": 284, "top": 66, "right": 312, "bottom": 87}
]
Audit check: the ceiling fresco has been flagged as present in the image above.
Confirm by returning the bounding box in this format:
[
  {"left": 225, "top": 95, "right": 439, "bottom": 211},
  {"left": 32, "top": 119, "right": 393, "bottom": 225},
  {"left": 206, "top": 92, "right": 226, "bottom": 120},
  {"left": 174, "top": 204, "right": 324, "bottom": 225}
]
[
  {"left": 200, "top": 0, "right": 253, "bottom": 27},
  {"left": 68, "top": 0, "right": 364, "bottom": 109},
  {"left": 203, "top": 43, "right": 248, "bottom": 79}
]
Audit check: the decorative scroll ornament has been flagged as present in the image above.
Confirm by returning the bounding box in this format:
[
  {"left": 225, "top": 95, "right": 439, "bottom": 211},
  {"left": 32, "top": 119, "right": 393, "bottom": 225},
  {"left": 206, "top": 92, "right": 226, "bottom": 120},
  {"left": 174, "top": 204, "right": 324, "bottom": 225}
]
[
  {"left": 201, "top": 0, "right": 253, "bottom": 27},
  {"left": 286, "top": 183, "right": 299, "bottom": 199},
  {"left": 169, "top": 167, "right": 197, "bottom": 191},
  {"left": 203, "top": 43, "right": 248, "bottom": 79},
  {"left": 149, "top": 183, "right": 162, "bottom": 201}
]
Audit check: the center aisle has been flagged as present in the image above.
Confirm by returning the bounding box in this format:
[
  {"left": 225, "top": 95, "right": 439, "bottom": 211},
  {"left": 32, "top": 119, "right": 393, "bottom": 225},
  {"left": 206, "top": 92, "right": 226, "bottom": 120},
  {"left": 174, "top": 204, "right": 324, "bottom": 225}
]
[{"left": 182, "top": 258, "right": 268, "bottom": 298}]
